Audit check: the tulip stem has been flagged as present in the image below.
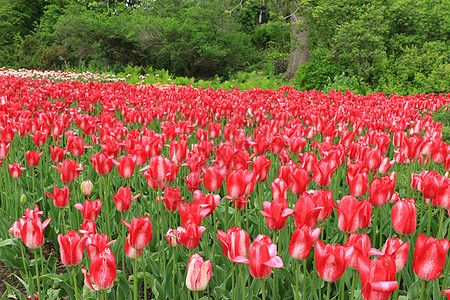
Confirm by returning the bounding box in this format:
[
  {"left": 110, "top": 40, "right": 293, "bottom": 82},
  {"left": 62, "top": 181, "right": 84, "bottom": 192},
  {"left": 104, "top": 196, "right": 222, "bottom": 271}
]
[
  {"left": 34, "top": 249, "right": 41, "bottom": 300},
  {"left": 350, "top": 269, "right": 356, "bottom": 300},
  {"left": 231, "top": 263, "right": 235, "bottom": 300},
  {"left": 326, "top": 281, "right": 331, "bottom": 300},
  {"left": 443, "top": 256, "right": 450, "bottom": 291},
  {"left": 172, "top": 247, "right": 177, "bottom": 299},
  {"left": 426, "top": 200, "right": 432, "bottom": 236},
  {"left": 194, "top": 291, "right": 199, "bottom": 300},
  {"left": 134, "top": 252, "right": 138, "bottom": 300},
  {"left": 61, "top": 208, "right": 67, "bottom": 233},
  {"left": 258, "top": 182, "right": 263, "bottom": 233},
  {"left": 437, "top": 208, "right": 445, "bottom": 239},
  {"left": 19, "top": 242, "right": 30, "bottom": 290},
  {"left": 72, "top": 266, "right": 79, "bottom": 300},
  {"left": 372, "top": 207, "right": 378, "bottom": 248},
  {"left": 261, "top": 279, "right": 266, "bottom": 300},
  {"left": 238, "top": 264, "right": 246, "bottom": 300},
  {"left": 393, "top": 269, "right": 402, "bottom": 300},
  {"left": 295, "top": 260, "right": 300, "bottom": 300},
  {"left": 379, "top": 206, "right": 383, "bottom": 249},
  {"left": 303, "top": 260, "right": 307, "bottom": 300},
  {"left": 419, "top": 279, "right": 425, "bottom": 300}
]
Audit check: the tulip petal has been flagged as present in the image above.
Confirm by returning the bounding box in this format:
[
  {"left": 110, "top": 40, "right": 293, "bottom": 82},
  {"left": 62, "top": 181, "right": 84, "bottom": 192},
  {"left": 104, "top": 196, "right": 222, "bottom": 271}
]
[
  {"left": 369, "top": 281, "right": 398, "bottom": 292},
  {"left": 231, "top": 256, "right": 250, "bottom": 264},
  {"left": 263, "top": 256, "right": 284, "bottom": 268}
]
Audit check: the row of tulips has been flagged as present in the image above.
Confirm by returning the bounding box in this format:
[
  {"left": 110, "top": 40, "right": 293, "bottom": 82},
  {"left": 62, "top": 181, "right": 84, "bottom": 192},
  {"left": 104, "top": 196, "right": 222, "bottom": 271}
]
[{"left": 0, "top": 70, "right": 449, "bottom": 300}]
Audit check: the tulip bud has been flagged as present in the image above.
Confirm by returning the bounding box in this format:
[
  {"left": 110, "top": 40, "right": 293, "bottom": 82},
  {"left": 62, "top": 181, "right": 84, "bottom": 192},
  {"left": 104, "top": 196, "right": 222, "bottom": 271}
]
[
  {"left": 80, "top": 180, "right": 94, "bottom": 196},
  {"left": 165, "top": 229, "right": 182, "bottom": 247},
  {"left": 20, "top": 194, "right": 27, "bottom": 206},
  {"left": 186, "top": 253, "right": 212, "bottom": 291}
]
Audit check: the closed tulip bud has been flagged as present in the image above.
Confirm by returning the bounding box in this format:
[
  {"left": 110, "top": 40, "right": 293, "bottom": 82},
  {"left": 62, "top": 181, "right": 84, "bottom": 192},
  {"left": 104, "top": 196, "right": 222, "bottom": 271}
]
[
  {"left": 113, "top": 155, "right": 136, "bottom": 179},
  {"left": 369, "top": 173, "right": 397, "bottom": 207},
  {"left": 382, "top": 238, "right": 409, "bottom": 273},
  {"left": 413, "top": 234, "right": 450, "bottom": 281},
  {"left": 315, "top": 240, "right": 352, "bottom": 282},
  {"left": 203, "top": 164, "right": 224, "bottom": 192},
  {"left": 313, "top": 158, "right": 337, "bottom": 187},
  {"left": 186, "top": 253, "right": 212, "bottom": 291},
  {"left": 289, "top": 225, "right": 321, "bottom": 261},
  {"left": 80, "top": 180, "right": 93, "bottom": 196},
  {"left": 391, "top": 198, "right": 416, "bottom": 236},
  {"left": 20, "top": 194, "right": 27, "bottom": 206}
]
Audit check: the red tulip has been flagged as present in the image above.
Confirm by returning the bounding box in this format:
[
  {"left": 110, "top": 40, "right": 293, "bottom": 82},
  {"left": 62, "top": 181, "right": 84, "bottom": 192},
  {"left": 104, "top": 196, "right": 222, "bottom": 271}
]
[
  {"left": 179, "top": 201, "right": 210, "bottom": 227},
  {"left": 113, "top": 155, "right": 136, "bottom": 179},
  {"left": 177, "top": 223, "right": 206, "bottom": 250},
  {"left": 271, "top": 177, "right": 289, "bottom": 201},
  {"left": 193, "top": 190, "right": 220, "bottom": 217},
  {"left": 294, "top": 192, "right": 323, "bottom": 228},
  {"left": 217, "top": 227, "right": 250, "bottom": 263},
  {"left": 252, "top": 155, "right": 272, "bottom": 183},
  {"left": 124, "top": 235, "right": 143, "bottom": 259},
  {"left": 391, "top": 198, "right": 416, "bottom": 235},
  {"left": 358, "top": 199, "right": 373, "bottom": 230},
  {"left": 74, "top": 199, "right": 102, "bottom": 221},
  {"left": 260, "top": 198, "right": 294, "bottom": 230},
  {"left": 413, "top": 233, "right": 450, "bottom": 281},
  {"left": 144, "top": 155, "right": 171, "bottom": 182},
  {"left": 184, "top": 171, "right": 203, "bottom": 191},
  {"left": 80, "top": 220, "right": 97, "bottom": 237},
  {"left": 365, "top": 148, "right": 382, "bottom": 171},
  {"left": 45, "top": 185, "right": 70, "bottom": 208},
  {"left": 334, "top": 195, "right": 366, "bottom": 234},
  {"left": 186, "top": 253, "right": 212, "bottom": 291},
  {"left": 313, "top": 158, "right": 337, "bottom": 187},
  {"left": 113, "top": 186, "right": 141, "bottom": 212},
  {"left": 165, "top": 229, "right": 182, "bottom": 247},
  {"left": 441, "top": 289, "right": 450, "bottom": 299},
  {"left": 67, "top": 135, "right": 90, "bottom": 157},
  {"left": 315, "top": 240, "right": 352, "bottom": 282},
  {"left": 368, "top": 172, "right": 397, "bottom": 207},
  {"left": 121, "top": 216, "right": 153, "bottom": 249},
  {"left": 203, "top": 164, "right": 225, "bottom": 192},
  {"left": 357, "top": 254, "right": 398, "bottom": 300},
  {"left": 86, "top": 233, "right": 115, "bottom": 260},
  {"left": 436, "top": 176, "right": 450, "bottom": 210},
  {"left": 304, "top": 189, "right": 334, "bottom": 222},
  {"left": 226, "top": 169, "right": 247, "bottom": 199},
  {"left": 343, "top": 233, "right": 383, "bottom": 270},
  {"left": 382, "top": 238, "right": 410, "bottom": 273},
  {"left": 90, "top": 152, "right": 114, "bottom": 175},
  {"left": 19, "top": 215, "right": 51, "bottom": 249},
  {"left": 289, "top": 225, "right": 321, "bottom": 261},
  {"left": 157, "top": 185, "right": 186, "bottom": 211},
  {"left": 208, "top": 122, "right": 222, "bottom": 139},
  {"left": 289, "top": 167, "right": 312, "bottom": 195},
  {"left": 29, "top": 131, "right": 47, "bottom": 147},
  {"left": 8, "top": 162, "right": 26, "bottom": 178},
  {"left": 170, "top": 140, "right": 188, "bottom": 163},
  {"left": 25, "top": 150, "right": 43, "bottom": 167},
  {"left": 58, "top": 230, "right": 89, "bottom": 266},
  {"left": 82, "top": 247, "right": 116, "bottom": 290},
  {"left": 0, "top": 138, "right": 10, "bottom": 159},
  {"left": 243, "top": 234, "right": 284, "bottom": 279},
  {"left": 53, "top": 159, "right": 83, "bottom": 182},
  {"left": 417, "top": 170, "right": 442, "bottom": 199}
]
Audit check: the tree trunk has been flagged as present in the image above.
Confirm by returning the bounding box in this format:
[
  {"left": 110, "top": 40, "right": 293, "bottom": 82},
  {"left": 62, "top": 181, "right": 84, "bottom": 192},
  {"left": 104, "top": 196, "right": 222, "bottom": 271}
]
[{"left": 283, "top": 11, "right": 310, "bottom": 80}]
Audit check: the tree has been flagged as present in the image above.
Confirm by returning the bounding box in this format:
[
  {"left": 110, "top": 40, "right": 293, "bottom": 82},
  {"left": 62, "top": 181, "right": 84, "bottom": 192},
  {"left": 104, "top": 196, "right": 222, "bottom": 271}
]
[{"left": 282, "top": 1, "right": 311, "bottom": 80}]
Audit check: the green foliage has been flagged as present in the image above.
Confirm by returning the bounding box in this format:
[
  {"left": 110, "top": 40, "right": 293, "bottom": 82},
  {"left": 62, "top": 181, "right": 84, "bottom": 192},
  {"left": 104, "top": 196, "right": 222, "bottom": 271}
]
[{"left": 293, "top": 0, "right": 449, "bottom": 95}]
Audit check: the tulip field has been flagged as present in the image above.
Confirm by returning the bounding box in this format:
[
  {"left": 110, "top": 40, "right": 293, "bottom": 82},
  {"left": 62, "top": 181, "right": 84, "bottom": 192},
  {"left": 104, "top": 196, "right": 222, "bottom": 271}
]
[{"left": 1, "top": 67, "right": 450, "bottom": 300}]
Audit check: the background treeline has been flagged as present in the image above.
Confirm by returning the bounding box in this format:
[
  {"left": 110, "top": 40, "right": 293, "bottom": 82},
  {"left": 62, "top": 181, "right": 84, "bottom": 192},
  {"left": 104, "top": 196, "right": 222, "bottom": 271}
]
[{"left": 0, "top": 0, "right": 448, "bottom": 95}]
